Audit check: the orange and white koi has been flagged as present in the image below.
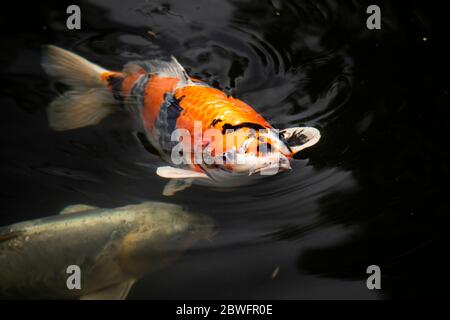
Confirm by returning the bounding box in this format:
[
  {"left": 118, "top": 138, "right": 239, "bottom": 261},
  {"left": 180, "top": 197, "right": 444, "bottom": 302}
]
[{"left": 42, "top": 45, "right": 320, "bottom": 195}]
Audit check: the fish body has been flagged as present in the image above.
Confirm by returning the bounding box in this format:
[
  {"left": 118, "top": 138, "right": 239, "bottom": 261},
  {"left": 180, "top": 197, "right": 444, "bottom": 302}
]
[
  {"left": 42, "top": 46, "right": 321, "bottom": 194},
  {"left": 0, "top": 202, "right": 213, "bottom": 299}
]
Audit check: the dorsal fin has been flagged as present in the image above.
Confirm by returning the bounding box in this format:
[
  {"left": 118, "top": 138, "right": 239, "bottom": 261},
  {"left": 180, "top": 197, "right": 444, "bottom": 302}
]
[
  {"left": 60, "top": 204, "right": 98, "bottom": 215},
  {"left": 123, "top": 57, "right": 190, "bottom": 84}
]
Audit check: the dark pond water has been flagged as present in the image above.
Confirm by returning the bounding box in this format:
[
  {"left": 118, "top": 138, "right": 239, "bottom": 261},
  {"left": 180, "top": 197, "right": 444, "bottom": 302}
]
[{"left": 0, "top": 0, "right": 444, "bottom": 299}]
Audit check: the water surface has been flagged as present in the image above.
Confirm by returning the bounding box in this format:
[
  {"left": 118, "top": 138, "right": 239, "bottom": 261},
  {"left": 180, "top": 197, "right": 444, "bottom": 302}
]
[{"left": 0, "top": 0, "right": 442, "bottom": 299}]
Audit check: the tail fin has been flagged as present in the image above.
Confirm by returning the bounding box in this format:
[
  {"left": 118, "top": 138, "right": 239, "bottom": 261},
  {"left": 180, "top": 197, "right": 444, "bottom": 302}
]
[{"left": 42, "top": 45, "right": 118, "bottom": 131}]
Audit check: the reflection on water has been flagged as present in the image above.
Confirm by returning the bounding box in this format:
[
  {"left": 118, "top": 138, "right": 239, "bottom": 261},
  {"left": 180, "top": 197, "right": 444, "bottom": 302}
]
[{"left": 0, "top": 0, "right": 441, "bottom": 299}]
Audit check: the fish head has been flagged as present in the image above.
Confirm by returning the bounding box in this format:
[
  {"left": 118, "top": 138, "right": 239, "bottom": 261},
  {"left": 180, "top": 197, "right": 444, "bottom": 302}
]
[
  {"left": 164, "top": 210, "right": 215, "bottom": 247},
  {"left": 119, "top": 205, "right": 214, "bottom": 275},
  {"left": 204, "top": 127, "right": 292, "bottom": 177}
]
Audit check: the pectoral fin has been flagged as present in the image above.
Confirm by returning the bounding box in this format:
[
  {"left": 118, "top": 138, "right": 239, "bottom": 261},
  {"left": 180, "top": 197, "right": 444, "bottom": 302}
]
[
  {"left": 156, "top": 166, "right": 209, "bottom": 179},
  {"left": 163, "top": 178, "right": 193, "bottom": 196},
  {"left": 80, "top": 279, "right": 136, "bottom": 300},
  {"left": 281, "top": 127, "right": 321, "bottom": 155}
]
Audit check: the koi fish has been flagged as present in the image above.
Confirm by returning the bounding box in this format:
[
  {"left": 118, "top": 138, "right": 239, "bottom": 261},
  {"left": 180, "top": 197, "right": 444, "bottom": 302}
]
[
  {"left": 0, "top": 202, "right": 213, "bottom": 299},
  {"left": 42, "top": 45, "right": 320, "bottom": 195}
]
